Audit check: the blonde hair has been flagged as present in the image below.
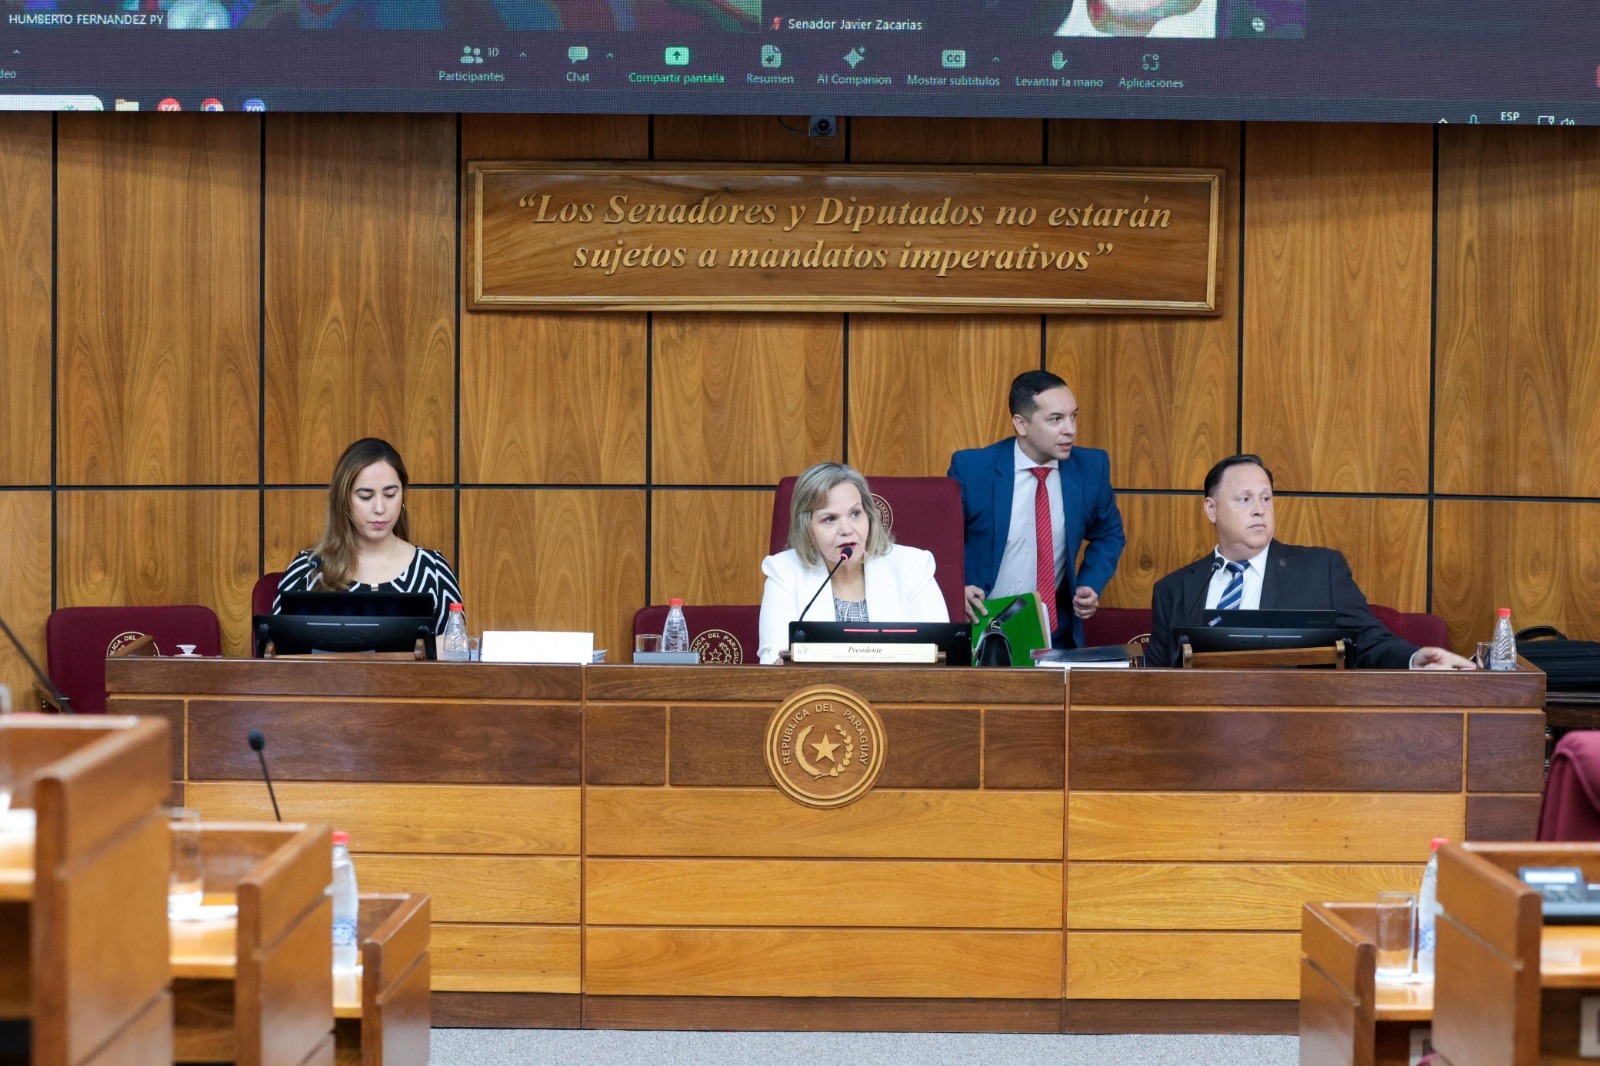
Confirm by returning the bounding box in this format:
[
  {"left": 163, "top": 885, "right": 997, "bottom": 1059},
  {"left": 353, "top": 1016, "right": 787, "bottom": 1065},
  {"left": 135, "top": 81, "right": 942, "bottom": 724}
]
[
  {"left": 787, "top": 463, "right": 893, "bottom": 567},
  {"left": 309, "top": 438, "right": 411, "bottom": 590}
]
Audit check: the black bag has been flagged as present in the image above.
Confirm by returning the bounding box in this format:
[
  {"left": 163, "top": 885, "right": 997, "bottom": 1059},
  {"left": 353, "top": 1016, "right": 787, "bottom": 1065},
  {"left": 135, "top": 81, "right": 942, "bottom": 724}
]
[{"left": 1515, "top": 626, "right": 1600, "bottom": 692}]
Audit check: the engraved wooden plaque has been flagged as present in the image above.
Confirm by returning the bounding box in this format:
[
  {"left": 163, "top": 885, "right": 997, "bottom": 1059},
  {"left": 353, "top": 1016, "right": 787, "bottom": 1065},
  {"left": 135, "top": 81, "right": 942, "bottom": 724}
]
[{"left": 468, "top": 162, "right": 1223, "bottom": 314}]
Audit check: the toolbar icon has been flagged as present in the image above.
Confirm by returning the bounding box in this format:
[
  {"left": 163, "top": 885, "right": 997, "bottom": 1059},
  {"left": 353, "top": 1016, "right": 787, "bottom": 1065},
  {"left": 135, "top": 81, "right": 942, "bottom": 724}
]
[
  {"left": 115, "top": 98, "right": 140, "bottom": 111},
  {"left": 568, "top": 46, "right": 588, "bottom": 63},
  {"left": 202, "top": 98, "right": 224, "bottom": 112},
  {"left": 158, "top": 98, "right": 182, "bottom": 111},
  {"left": 1051, "top": 50, "right": 1067, "bottom": 70},
  {"left": 665, "top": 45, "right": 690, "bottom": 65},
  {"left": 243, "top": 98, "right": 266, "bottom": 112},
  {"left": 761, "top": 44, "right": 782, "bottom": 68},
  {"left": 844, "top": 47, "right": 864, "bottom": 68},
  {"left": 941, "top": 49, "right": 966, "bottom": 69}
]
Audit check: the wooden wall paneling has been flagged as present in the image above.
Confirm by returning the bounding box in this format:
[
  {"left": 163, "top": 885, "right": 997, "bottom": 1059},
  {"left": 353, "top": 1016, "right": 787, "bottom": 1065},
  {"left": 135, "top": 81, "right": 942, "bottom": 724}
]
[
  {"left": 1436, "top": 127, "right": 1600, "bottom": 496},
  {"left": 57, "top": 114, "right": 260, "bottom": 486},
  {"left": 264, "top": 114, "right": 456, "bottom": 485},
  {"left": 846, "top": 118, "right": 1045, "bottom": 477},
  {"left": 1272, "top": 496, "right": 1429, "bottom": 613},
  {"left": 1046, "top": 120, "right": 1241, "bottom": 491},
  {"left": 848, "top": 316, "right": 1040, "bottom": 476},
  {"left": 585, "top": 928, "right": 1063, "bottom": 998},
  {"left": 460, "top": 115, "right": 647, "bottom": 485},
  {"left": 56, "top": 490, "right": 258, "bottom": 657},
  {"left": 187, "top": 782, "right": 582, "bottom": 855},
  {"left": 429, "top": 924, "right": 581, "bottom": 993},
  {"left": 1096, "top": 492, "right": 1214, "bottom": 610},
  {"left": 652, "top": 116, "right": 847, "bottom": 163},
  {"left": 649, "top": 490, "right": 772, "bottom": 605},
  {"left": 353, "top": 856, "right": 579, "bottom": 924},
  {"left": 0, "top": 493, "right": 52, "bottom": 706},
  {"left": 262, "top": 487, "right": 456, "bottom": 575},
  {"left": 652, "top": 314, "right": 843, "bottom": 486},
  {"left": 1066, "top": 863, "right": 1423, "bottom": 930},
  {"left": 1066, "top": 932, "right": 1300, "bottom": 1000},
  {"left": 586, "top": 859, "right": 1061, "bottom": 928},
  {"left": 459, "top": 489, "right": 646, "bottom": 662},
  {"left": 586, "top": 788, "right": 1063, "bottom": 860},
  {"left": 1433, "top": 499, "right": 1600, "bottom": 649},
  {"left": 1068, "top": 792, "right": 1463, "bottom": 862},
  {"left": 0, "top": 114, "right": 52, "bottom": 486},
  {"left": 1242, "top": 123, "right": 1432, "bottom": 493}
]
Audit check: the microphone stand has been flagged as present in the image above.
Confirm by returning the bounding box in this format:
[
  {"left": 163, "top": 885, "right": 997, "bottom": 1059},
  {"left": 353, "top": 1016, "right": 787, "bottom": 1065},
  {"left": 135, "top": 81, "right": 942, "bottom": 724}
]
[
  {"left": 0, "top": 611, "right": 72, "bottom": 714},
  {"left": 798, "top": 548, "right": 854, "bottom": 622}
]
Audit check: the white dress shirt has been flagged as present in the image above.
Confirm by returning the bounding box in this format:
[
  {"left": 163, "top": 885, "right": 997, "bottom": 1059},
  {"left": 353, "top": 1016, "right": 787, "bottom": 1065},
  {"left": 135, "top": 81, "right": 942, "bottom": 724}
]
[
  {"left": 1057, "top": 0, "right": 1217, "bottom": 37},
  {"left": 1203, "top": 543, "right": 1270, "bottom": 611},
  {"left": 991, "top": 442, "right": 1067, "bottom": 599}
]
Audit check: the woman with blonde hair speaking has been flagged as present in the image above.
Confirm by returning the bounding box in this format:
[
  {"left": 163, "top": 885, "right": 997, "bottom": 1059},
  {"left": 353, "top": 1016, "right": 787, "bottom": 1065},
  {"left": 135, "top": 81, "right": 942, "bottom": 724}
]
[
  {"left": 273, "top": 438, "right": 462, "bottom": 634},
  {"left": 757, "top": 462, "right": 948, "bottom": 664}
]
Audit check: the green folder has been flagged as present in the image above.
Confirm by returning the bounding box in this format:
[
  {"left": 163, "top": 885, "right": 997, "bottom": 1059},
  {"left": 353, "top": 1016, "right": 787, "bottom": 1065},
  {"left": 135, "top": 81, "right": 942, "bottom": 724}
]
[{"left": 970, "top": 592, "right": 1051, "bottom": 667}]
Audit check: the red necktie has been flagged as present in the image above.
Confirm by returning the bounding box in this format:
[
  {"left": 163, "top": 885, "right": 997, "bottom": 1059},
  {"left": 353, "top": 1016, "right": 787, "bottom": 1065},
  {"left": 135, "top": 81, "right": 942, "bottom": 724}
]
[{"left": 1031, "top": 467, "right": 1057, "bottom": 632}]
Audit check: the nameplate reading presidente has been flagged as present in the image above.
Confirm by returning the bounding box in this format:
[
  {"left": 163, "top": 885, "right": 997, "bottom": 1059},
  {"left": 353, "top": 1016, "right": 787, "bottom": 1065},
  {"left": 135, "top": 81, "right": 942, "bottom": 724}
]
[
  {"left": 467, "top": 162, "right": 1223, "bottom": 314},
  {"left": 765, "top": 685, "right": 886, "bottom": 809}
]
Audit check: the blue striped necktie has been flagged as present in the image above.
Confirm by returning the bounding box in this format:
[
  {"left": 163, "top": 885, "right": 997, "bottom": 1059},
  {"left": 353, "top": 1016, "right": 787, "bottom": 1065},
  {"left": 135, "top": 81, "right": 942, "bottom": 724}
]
[{"left": 1217, "top": 560, "right": 1248, "bottom": 610}]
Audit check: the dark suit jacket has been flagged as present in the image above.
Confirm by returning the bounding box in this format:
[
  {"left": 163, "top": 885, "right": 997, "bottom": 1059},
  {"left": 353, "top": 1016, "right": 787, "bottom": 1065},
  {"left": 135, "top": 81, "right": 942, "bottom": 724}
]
[
  {"left": 1147, "top": 540, "right": 1419, "bottom": 669},
  {"left": 948, "top": 439, "right": 1125, "bottom": 648}
]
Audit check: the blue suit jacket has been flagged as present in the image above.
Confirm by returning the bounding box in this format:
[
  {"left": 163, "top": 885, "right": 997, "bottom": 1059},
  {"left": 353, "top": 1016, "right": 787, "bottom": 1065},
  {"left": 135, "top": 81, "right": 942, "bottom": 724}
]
[{"left": 947, "top": 440, "right": 1126, "bottom": 648}]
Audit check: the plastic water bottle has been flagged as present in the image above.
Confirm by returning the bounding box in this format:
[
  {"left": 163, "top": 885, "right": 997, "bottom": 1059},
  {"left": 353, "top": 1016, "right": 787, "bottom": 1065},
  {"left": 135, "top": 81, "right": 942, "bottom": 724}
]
[
  {"left": 1416, "top": 837, "right": 1447, "bottom": 980},
  {"left": 331, "top": 830, "right": 359, "bottom": 973},
  {"left": 662, "top": 598, "right": 690, "bottom": 653},
  {"left": 1490, "top": 607, "right": 1517, "bottom": 671},
  {"left": 440, "top": 602, "right": 470, "bottom": 662}
]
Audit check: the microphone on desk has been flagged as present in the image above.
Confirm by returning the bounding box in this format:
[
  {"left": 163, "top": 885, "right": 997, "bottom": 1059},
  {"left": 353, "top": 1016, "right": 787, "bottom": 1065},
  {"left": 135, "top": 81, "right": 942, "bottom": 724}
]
[
  {"left": 0, "top": 610, "right": 73, "bottom": 713},
  {"left": 246, "top": 729, "right": 282, "bottom": 821},
  {"left": 798, "top": 545, "right": 854, "bottom": 623}
]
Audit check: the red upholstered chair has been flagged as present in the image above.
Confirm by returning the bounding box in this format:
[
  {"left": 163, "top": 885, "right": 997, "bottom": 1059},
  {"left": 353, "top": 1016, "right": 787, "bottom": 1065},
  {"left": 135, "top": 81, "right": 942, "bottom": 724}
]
[
  {"left": 770, "top": 475, "right": 966, "bottom": 622},
  {"left": 1539, "top": 732, "right": 1600, "bottom": 841},
  {"left": 1369, "top": 605, "right": 1450, "bottom": 650},
  {"left": 632, "top": 605, "right": 760, "bottom": 665},
  {"left": 45, "top": 605, "right": 222, "bottom": 714},
  {"left": 251, "top": 572, "right": 285, "bottom": 658},
  {"left": 1083, "top": 607, "right": 1154, "bottom": 650}
]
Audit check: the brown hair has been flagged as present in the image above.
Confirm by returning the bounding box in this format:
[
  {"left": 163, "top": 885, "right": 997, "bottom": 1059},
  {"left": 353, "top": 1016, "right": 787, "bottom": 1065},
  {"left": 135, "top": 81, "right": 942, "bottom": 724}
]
[
  {"left": 787, "top": 462, "right": 893, "bottom": 567},
  {"left": 309, "top": 438, "right": 410, "bottom": 590}
]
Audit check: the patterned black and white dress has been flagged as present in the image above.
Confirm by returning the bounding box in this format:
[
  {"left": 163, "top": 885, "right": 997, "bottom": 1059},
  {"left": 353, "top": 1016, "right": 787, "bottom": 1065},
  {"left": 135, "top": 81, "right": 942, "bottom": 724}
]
[{"left": 272, "top": 548, "right": 463, "bottom": 634}]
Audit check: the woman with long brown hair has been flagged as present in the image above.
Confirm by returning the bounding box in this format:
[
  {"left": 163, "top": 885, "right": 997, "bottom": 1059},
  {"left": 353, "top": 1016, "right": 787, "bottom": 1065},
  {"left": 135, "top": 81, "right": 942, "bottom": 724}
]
[{"left": 272, "top": 438, "right": 462, "bottom": 634}]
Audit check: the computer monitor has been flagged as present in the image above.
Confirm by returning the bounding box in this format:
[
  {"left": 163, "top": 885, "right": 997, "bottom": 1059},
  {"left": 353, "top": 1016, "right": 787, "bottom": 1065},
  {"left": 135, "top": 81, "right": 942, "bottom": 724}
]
[
  {"left": 1175, "top": 609, "right": 1353, "bottom": 656},
  {"left": 787, "top": 621, "right": 973, "bottom": 666},
  {"left": 255, "top": 591, "right": 437, "bottom": 658}
]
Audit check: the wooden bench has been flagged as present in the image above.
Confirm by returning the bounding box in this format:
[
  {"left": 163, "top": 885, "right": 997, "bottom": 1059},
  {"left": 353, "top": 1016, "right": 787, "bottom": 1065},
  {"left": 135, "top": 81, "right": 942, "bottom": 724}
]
[
  {"left": 0, "top": 715, "right": 172, "bottom": 1066},
  {"left": 335, "top": 893, "right": 431, "bottom": 1066},
  {"left": 1432, "top": 842, "right": 1600, "bottom": 1066},
  {"left": 1300, "top": 901, "right": 1434, "bottom": 1066},
  {"left": 171, "top": 821, "right": 335, "bottom": 1066}
]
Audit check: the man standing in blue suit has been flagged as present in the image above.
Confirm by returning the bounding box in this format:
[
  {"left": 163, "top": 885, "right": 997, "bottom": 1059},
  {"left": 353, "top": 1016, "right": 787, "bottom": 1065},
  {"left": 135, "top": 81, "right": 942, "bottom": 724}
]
[{"left": 948, "top": 371, "right": 1126, "bottom": 649}]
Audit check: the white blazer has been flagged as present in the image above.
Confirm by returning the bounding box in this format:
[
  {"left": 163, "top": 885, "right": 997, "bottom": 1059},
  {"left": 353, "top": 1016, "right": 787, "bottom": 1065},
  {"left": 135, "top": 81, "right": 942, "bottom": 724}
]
[{"left": 757, "top": 544, "right": 949, "bottom": 665}]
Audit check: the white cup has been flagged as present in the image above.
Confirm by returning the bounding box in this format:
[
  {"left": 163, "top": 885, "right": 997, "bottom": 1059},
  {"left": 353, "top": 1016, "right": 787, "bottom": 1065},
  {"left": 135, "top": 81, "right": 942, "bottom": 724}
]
[{"left": 177, "top": 645, "right": 198, "bottom": 657}]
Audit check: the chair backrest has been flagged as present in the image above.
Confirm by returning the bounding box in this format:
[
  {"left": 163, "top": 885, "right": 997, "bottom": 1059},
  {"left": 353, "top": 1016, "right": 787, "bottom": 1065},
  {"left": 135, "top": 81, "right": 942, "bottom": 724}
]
[
  {"left": 46, "top": 605, "right": 222, "bottom": 714},
  {"left": 1083, "top": 607, "right": 1153, "bottom": 648},
  {"left": 770, "top": 475, "right": 966, "bottom": 621},
  {"left": 632, "top": 605, "right": 760, "bottom": 665},
  {"left": 4, "top": 717, "right": 174, "bottom": 1066},
  {"left": 352, "top": 893, "right": 431, "bottom": 1066},
  {"left": 252, "top": 572, "right": 285, "bottom": 619},
  {"left": 1370, "top": 605, "right": 1450, "bottom": 650},
  {"left": 1299, "top": 902, "right": 1378, "bottom": 1066}
]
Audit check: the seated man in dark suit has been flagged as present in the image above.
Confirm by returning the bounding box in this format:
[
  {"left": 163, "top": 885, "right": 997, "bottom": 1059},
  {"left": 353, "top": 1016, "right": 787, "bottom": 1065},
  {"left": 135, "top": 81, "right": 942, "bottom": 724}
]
[{"left": 1148, "top": 454, "right": 1473, "bottom": 670}]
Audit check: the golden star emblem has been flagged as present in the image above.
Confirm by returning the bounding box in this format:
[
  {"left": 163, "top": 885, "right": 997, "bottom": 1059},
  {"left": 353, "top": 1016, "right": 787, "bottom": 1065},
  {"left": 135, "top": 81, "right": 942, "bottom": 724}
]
[{"left": 810, "top": 733, "right": 840, "bottom": 763}]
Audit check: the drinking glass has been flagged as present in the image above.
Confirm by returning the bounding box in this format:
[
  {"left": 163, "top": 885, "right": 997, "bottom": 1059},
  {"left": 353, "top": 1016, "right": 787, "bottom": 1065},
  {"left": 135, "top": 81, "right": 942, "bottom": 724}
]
[
  {"left": 1375, "top": 890, "right": 1417, "bottom": 983},
  {"left": 168, "top": 808, "right": 205, "bottom": 919},
  {"left": 1474, "top": 642, "right": 1493, "bottom": 669},
  {"left": 634, "top": 634, "right": 663, "bottom": 655}
]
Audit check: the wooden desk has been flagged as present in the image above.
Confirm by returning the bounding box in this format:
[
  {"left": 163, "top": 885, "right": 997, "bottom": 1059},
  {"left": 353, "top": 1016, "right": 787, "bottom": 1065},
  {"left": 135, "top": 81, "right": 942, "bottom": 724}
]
[
  {"left": 106, "top": 657, "right": 1546, "bottom": 1035},
  {"left": 0, "top": 716, "right": 172, "bottom": 1066},
  {"left": 172, "top": 821, "right": 334, "bottom": 1066}
]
